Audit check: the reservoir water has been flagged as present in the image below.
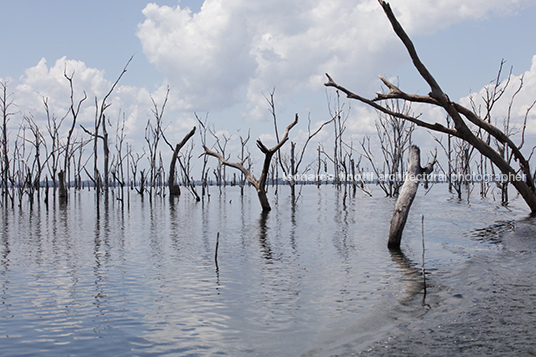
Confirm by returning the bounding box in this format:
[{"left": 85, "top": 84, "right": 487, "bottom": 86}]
[{"left": 0, "top": 184, "right": 534, "bottom": 356}]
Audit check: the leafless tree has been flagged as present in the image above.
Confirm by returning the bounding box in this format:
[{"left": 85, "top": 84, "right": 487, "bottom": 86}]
[
  {"left": 82, "top": 56, "right": 132, "bottom": 193},
  {"left": 208, "top": 126, "right": 231, "bottom": 191},
  {"left": 326, "top": 90, "right": 351, "bottom": 186},
  {"left": 145, "top": 87, "right": 169, "bottom": 194},
  {"left": 469, "top": 63, "right": 536, "bottom": 205},
  {"left": 283, "top": 114, "right": 334, "bottom": 196},
  {"left": 388, "top": 145, "right": 436, "bottom": 249},
  {"left": 433, "top": 130, "right": 470, "bottom": 200},
  {"left": 194, "top": 113, "right": 211, "bottom": 196},
  {"left": 43, "top": 97, "right": 65, "bottom": 193},
  {"left": 361, "top": 98, "right": 415, "bottom": 197},
  {"left": 162, "top": 126, "right": 196, "bottom": 197},
  {"left": 128, "top": 149, "right": 145, "bottom": 193},
  {"left": 203, "top": 115, "right": 298, "bottom": 211},
  {"left": 111, "top": 111, "right": 128, "bottom": 190},
  {"left": 237, "top": 129, "right": 251, "bottom": 195},
  {"left": 60, "top": 68, "right": 87, "bottom": 199},
  {"left": 1, "top": 81, "right": 15, "bottom": 200},
  {"left": 325, "top": 0, "right": 536, "bottom": 213},
  {"left": 21, "top": 113, "right": 48, "bottom": 201}
]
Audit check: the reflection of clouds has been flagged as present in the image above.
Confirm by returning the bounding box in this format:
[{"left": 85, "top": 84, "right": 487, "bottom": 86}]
[{"left": 3, "top": 185, "right": 514, "bottom": 354}]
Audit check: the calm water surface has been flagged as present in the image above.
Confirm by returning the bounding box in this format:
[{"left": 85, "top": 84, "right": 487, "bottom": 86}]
[{"left": 0, "top": 185, "right": 534, "bottom": 356}]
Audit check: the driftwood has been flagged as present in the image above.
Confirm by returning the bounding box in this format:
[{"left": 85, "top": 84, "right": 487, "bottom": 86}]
[{"left": 388, "top": 145, "right": 436, "bottom": 250}]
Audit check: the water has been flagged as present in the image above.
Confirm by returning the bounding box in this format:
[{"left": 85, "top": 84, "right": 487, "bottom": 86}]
[{"left": 0, "top": 185, "right": 534, "bottom": 356}]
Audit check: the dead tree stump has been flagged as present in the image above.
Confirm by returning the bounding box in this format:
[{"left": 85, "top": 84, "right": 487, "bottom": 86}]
[{"left": 388, "top": 145, "right": 436, "bottom": 250}]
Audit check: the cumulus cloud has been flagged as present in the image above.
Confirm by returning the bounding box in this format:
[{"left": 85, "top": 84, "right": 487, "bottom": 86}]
[
  {"left": 388, "top": 0, "right": 535, "bottom": 34},
  {"left": 136, "top": 0, "right": 533, "bottom": 122},
  {"left": 459, "top": 54, "right": 536, "bottom": 137},
  {"left": 10, "top": 56, "right": 192, "bottom": 158}
]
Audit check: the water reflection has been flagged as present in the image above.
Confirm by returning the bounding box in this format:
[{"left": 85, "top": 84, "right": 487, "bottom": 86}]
[
  {"left": 258, "top": 210, "right": 272, "bottom": 261},
  {"left": 0, "top": 186, "right": 526, "bottom": 356},
  {"left": 389, "top": 249, "right": 428, "bottom": 307}
]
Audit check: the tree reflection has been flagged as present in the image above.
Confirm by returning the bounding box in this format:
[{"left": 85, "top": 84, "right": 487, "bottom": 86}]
[
  {"left": 389, "top": 249, "right": 429, "bottom": 308},
  {"left": 258, "top": 210, "right": 272, "bottom": 261}
]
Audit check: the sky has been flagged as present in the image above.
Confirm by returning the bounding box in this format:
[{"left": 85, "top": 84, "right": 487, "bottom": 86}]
[{"left": 1, "top": 0, "right": 536, "bottom": 178}]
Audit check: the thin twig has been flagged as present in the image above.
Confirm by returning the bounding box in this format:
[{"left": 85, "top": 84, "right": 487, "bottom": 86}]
[
  {"left": 421, "top": 214, "right": 427, "bottom": 300},
  {"left": 215, "top": 232, "right": 220, "bottom": 267}
]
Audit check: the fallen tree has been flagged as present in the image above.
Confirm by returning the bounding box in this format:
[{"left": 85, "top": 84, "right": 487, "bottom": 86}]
[{"left": 325, "top": 0, "right": 536, "bottom": 213}]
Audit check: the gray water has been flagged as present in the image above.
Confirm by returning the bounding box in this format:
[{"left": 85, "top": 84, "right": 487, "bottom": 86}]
[{"left": 0, "top": 185, "right": 534, "bottom": 356}]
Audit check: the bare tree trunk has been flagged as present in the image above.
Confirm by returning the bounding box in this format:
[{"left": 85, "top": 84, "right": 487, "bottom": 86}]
[
  {"left": 103, "top": 116, "right": 109, "bottom": 190},
  {"left": 58, "top": 170, "right": 67, "bottom": 199},
  {"left": 168, "top": 127, "right": 196, "bottom": 196},
  {"left": 325, "top": 0, "right": 536, "bottom": 213},
  {"left": 1, "top": 82, "right": 14, "bottom": 200},
  {"left": 388, "top": 145, "right": 436, "bottom": 250},
  {"left": 61, "top": 69, "right": 87, "bottom": 200},
  {"left": 290, "top": 141, "right": 296, "bottom": 197},
  {"left": 204, "top": 115, "right": 298, "bottom": 211}
]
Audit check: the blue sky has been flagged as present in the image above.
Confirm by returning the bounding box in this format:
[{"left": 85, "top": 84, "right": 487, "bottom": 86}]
[{"left": 1, "top": 0, "right": 536, "bottom": 177}]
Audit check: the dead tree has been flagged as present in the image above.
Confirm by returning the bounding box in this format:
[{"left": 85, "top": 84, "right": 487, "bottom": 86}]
[
  {"left": 111, "top": 111, "right": 127, "bottom": 190},
  {"left": 326, "top": 90, "right": 350, "bottom": 186},
  {"left": 432, "top": 130, "right": 471, "bottom": 200},
  {"left": 129, "top": 150, "right": 145, "bottom": 192},
  {"left": 60, "top": 69, "right": 87, "bottom": 199},
  {"left": 361, "top": 98, "right": 414, "bottom": 197},
  {"left": 1, "top": 81, "right": 14, "bottom": 200},
  {"left": 22, "top": 113, "right": 49, "bottom": 200},
  {"left": 237, "top": 129, "right": 251, "bottom": 195},
  {"left": 208, "top": 126, "right": 231, "bottom": 190},
  {"left": 195, "top": 113, "right": 210, "bottom": 196},
  {"left": 163, "top": 126, "right": 196, "bottom": 196},
  {"left": 82, "top": 56, "right": 132, "bottom": 192},
  {"left": 203, "top": 115, "right": 298, "bottom": 211},
  {"left": 325, "top": 0, "right": 536, "bottom": 213},
  {"left": 145, "top": 87, "right": 169, "bottom": 193},
  {"left": 44, "top": 97, "right": 65, "bottom": 192},
  {"left": 283, "top": 114, "right": 334, "bottom": 196},
  {"left": 388, "top": 145, "right": 436, "bottom": 249}
]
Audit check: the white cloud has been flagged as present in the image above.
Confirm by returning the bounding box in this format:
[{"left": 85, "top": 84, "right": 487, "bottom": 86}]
[
  {"left": 388, "top": 0, "right": 535, "bottom": 34},
  {"left": 459, "top": 54, "right": 536, "bottom": 139},
  {"left": 4, "top": 0, "right": 535, "bottom": 179},
  {"left": 10, "top": 57, "right": 198, "bottom": 165},
  {"left": 136, "top": 0, "right": 534, "bottom": 123}
]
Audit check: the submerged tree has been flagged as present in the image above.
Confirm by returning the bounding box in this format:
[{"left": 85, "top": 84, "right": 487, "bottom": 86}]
[
  {"left": 163, "top": 126, "right": 197, "bottom": 198},
  {"left": 361, "top": 98, "right": 415, "bottom": 197},
  {"left": 325, "top": 0, "right": 536, "bottom": 213},
  {"left": 60, "top": 68, "right": 87, "bottom": 199},
  {"left": 203, "top": 115, "right": 298, "bottom": 211},
  {"left": 1, "top": 81, "right": 15, "bottom": 201},
  {"left": 388, "top": 145, "right": 436, "bottom": 249}
]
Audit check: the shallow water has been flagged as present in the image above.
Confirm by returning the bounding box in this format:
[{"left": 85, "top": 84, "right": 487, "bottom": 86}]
[{"left": 0, "top": 185, "right": 533, "bottom": 356}]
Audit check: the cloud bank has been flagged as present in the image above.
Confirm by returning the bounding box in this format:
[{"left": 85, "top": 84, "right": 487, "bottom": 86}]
[{"left": 137, "top": 0, "right": 534, "bottom": 121}]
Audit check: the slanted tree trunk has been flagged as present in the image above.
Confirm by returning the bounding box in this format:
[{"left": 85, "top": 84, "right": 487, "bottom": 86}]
[
  {"left": 388, "top": 145, "right": 436, "bottom": 250},
  {"left": 325, "top": 0, "right": 536, "bottom": 213},
  {"left": 168, "top": 127, "right": 196, "bottom": 196}
]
